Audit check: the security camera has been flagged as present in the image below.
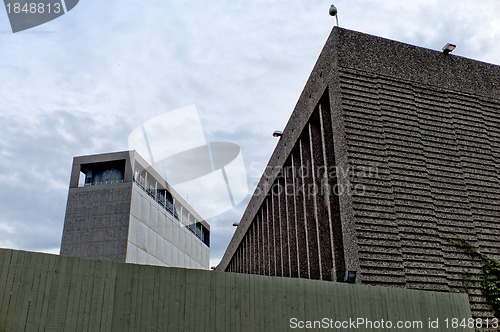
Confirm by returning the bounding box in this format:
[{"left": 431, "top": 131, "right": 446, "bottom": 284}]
[{"left": 329, "top": 5, "right": 338, "bottom": 17}]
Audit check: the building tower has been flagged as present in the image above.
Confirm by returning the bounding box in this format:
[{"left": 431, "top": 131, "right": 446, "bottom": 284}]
[{"left": 60, "top": 150, "right": 210, "bottom": 269}]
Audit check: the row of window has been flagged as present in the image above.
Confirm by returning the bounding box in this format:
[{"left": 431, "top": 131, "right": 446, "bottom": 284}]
[{"left": 133, "top": 170, "right": 209, "bottom": 246}]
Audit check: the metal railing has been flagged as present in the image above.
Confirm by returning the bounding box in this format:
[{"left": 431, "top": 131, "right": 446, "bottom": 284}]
[
  {"left": 77, "top": 175, "right": 207, "bottom": 244},
  {"left": 133, "top": 177, "right": 206, "bottom": 244},
  {"left": 82, "top": 180, "right": 124, "bottom": 187}
]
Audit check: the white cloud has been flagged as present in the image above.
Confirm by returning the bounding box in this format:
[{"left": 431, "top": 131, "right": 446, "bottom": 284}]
[{"left": 0, "top": 222, "right": 14, "bottom": 234}]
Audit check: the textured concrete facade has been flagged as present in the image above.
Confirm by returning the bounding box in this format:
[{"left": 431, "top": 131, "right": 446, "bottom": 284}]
[
  {"left": 217, "top": 27, "right": 500, "bottom": 319},
  {"left": 0, "top": 248, "right": 474, "bottom": 332},
  {"left": 61, "top": 151, "right": 210, "bottom": 269},
  {"left": 60, "top": 182, "right": 132, "bottom": 262}
]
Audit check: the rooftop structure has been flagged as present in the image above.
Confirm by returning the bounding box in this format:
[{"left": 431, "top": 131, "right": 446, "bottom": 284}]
[{"left": 60, "top": 150, "right": 210, "bottom": 269}]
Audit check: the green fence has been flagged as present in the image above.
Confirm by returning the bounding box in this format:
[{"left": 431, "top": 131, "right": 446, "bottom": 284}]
[{"left": 0, "top": 248, "right": 473, "bottom": 331}]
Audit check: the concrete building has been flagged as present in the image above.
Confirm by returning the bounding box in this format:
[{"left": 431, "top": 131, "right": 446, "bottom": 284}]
[
  {"left": 217, "top": 27, "right": 500, "bottom": 319},
  {"left": 60, "top": 150, "right": 210, "bottom": 270}
]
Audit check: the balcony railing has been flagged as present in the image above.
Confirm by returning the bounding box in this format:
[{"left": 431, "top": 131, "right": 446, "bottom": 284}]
[
  {"left": 82, "top": 180, "right": 124, "bottom": 187},
  {"left": 133, "top": 177, "right": 207, "bottom": 245}
]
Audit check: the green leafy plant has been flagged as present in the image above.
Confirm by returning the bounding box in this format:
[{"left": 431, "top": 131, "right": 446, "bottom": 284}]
[{"left": 449, "top": 237, "right": 500, "bottom": 318}]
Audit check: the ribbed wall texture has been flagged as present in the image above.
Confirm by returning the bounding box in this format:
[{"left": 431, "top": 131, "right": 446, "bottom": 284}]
[
  {"left": 217, "top": 27, "right": 500, "bottom": 320},
  {"left": 0, "top": 248, "right": 473, "bottom": 332},
  {"left": 338, "top": 68, "right": 500, "bottom": 317}
]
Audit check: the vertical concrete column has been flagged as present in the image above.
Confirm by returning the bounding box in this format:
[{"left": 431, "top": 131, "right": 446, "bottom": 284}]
[
  {"left": 320, "top": 101, "right": 345, "bottom": 281},
  {"left": 237, "top": 246, "right": 241, "bottom": 273},
  {"left": 240, "top": 247, "right": 244, "bottom": 273},
  {"left": 247, "top": 233, "right": 252, "bottom": 274},
  {"left": 278, "top": 177, "right": 290, "bottom": 277},
  {"left": 258, "top": 213, "right": 265, "bottom": 275},
  {"left": 242, "top": 236, "right": 247, "bottom": 274},
  {"left": 293, "top": 151, "right": 310, "bottom": 279},
  {"left": 309, "top": 114, "right": 335, "bottom": 281},
  {"left": 250, "top": 225, "right": 256, "bottom": 274},
  {"left": 247, "top": 226, "right": 252, "bottom": 274},
  {"left": 285, "top": 162, "right": 300, "bottom": 278},
  {"left": 244, "top": 235, "right": 248, "bottom": 274},
  {"left": 300, "top": 135, "right": 321, "bottom": 280},
  {"left": 240, "top": 245, "right": 244, "bottom": 273},
  {"left": 255, "top": 217, "right": 260, "bottom": 275},
  {"left": 272, "top": 184, "right": 283, "bottom": 277},
  {"left": 246, "top": 235, "right": 251, "bottom": 274},
  {"left": 249, "top": 221, "right": 254, "bottom": 274},
  {"left": 261, "top": 207, "right": 270, "bottom": 276},
  {"left": 233, "top": 248, "right": 237, "bottom": 272},
  {"left": 69, "top": 159, "right": 82, "bottom": 188},
  {"left": 236, "top": 243, "right": 241, "bottom": 273},
  {"left": 265, "top": 199, "right": 276, "bottom": 276},
  {"left": 239, "top": 246, "right": 244, "bottom": 273},
  {"left": 253, "top": 224, "right": 258, "bottom": 275}
]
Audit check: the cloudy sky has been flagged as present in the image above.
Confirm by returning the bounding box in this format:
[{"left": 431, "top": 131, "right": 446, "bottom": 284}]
[{"left": 0, "top": 0, "right": 499, "bottom": 267}]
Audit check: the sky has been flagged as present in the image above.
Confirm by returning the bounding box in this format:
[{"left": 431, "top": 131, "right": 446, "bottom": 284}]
[{"left": 0, "top": 0, "right": 499, "bottom": 268}]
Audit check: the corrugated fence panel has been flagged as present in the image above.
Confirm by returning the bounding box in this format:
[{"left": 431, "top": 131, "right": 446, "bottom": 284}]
[{"left": 0, "top": 248, "right": 473, "bottom": 332}]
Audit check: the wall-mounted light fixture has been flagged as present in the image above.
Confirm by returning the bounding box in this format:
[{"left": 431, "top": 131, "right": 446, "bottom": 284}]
[
  {"left": 344, "top": 269, "right": 357, "bottom": 284},
  {"left": 442, "top": 43, "right": 456, "bottom": 54},
  {"left": 273, "top": 131, "right": 283, "bottom": 138}
]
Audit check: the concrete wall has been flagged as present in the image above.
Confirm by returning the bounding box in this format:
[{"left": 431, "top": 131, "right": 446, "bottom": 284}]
[
  {"left": 60, "top": 182, "right": 132, "bottom": 262},
  {"left": 61, "top": 182, "right": 209, "bottom": 269},
  {"left": 0, "top": 248, "right": 473, "bottom": 332},
  {"left": 61, "top": 150, "right": 210, "bottom": 269}
]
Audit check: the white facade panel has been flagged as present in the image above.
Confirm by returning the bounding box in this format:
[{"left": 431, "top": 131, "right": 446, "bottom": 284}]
[
  {"left": 149, "top": 205, "right": 158, "bottom": 232},
  {"left": 158, "top": 213, "right": 166, "bottom": 238},
  {"left": 140, "top": 197, "right": 150, "bottom": 221},
  {"left": 125, "top": 242, "right": 137, "bottom": 264},
  {"left": 171, "top": 224, "right": 179, "bottom": 247},
  {"left": 126, "top": 184, "right": 209, "bottom": 269}
]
